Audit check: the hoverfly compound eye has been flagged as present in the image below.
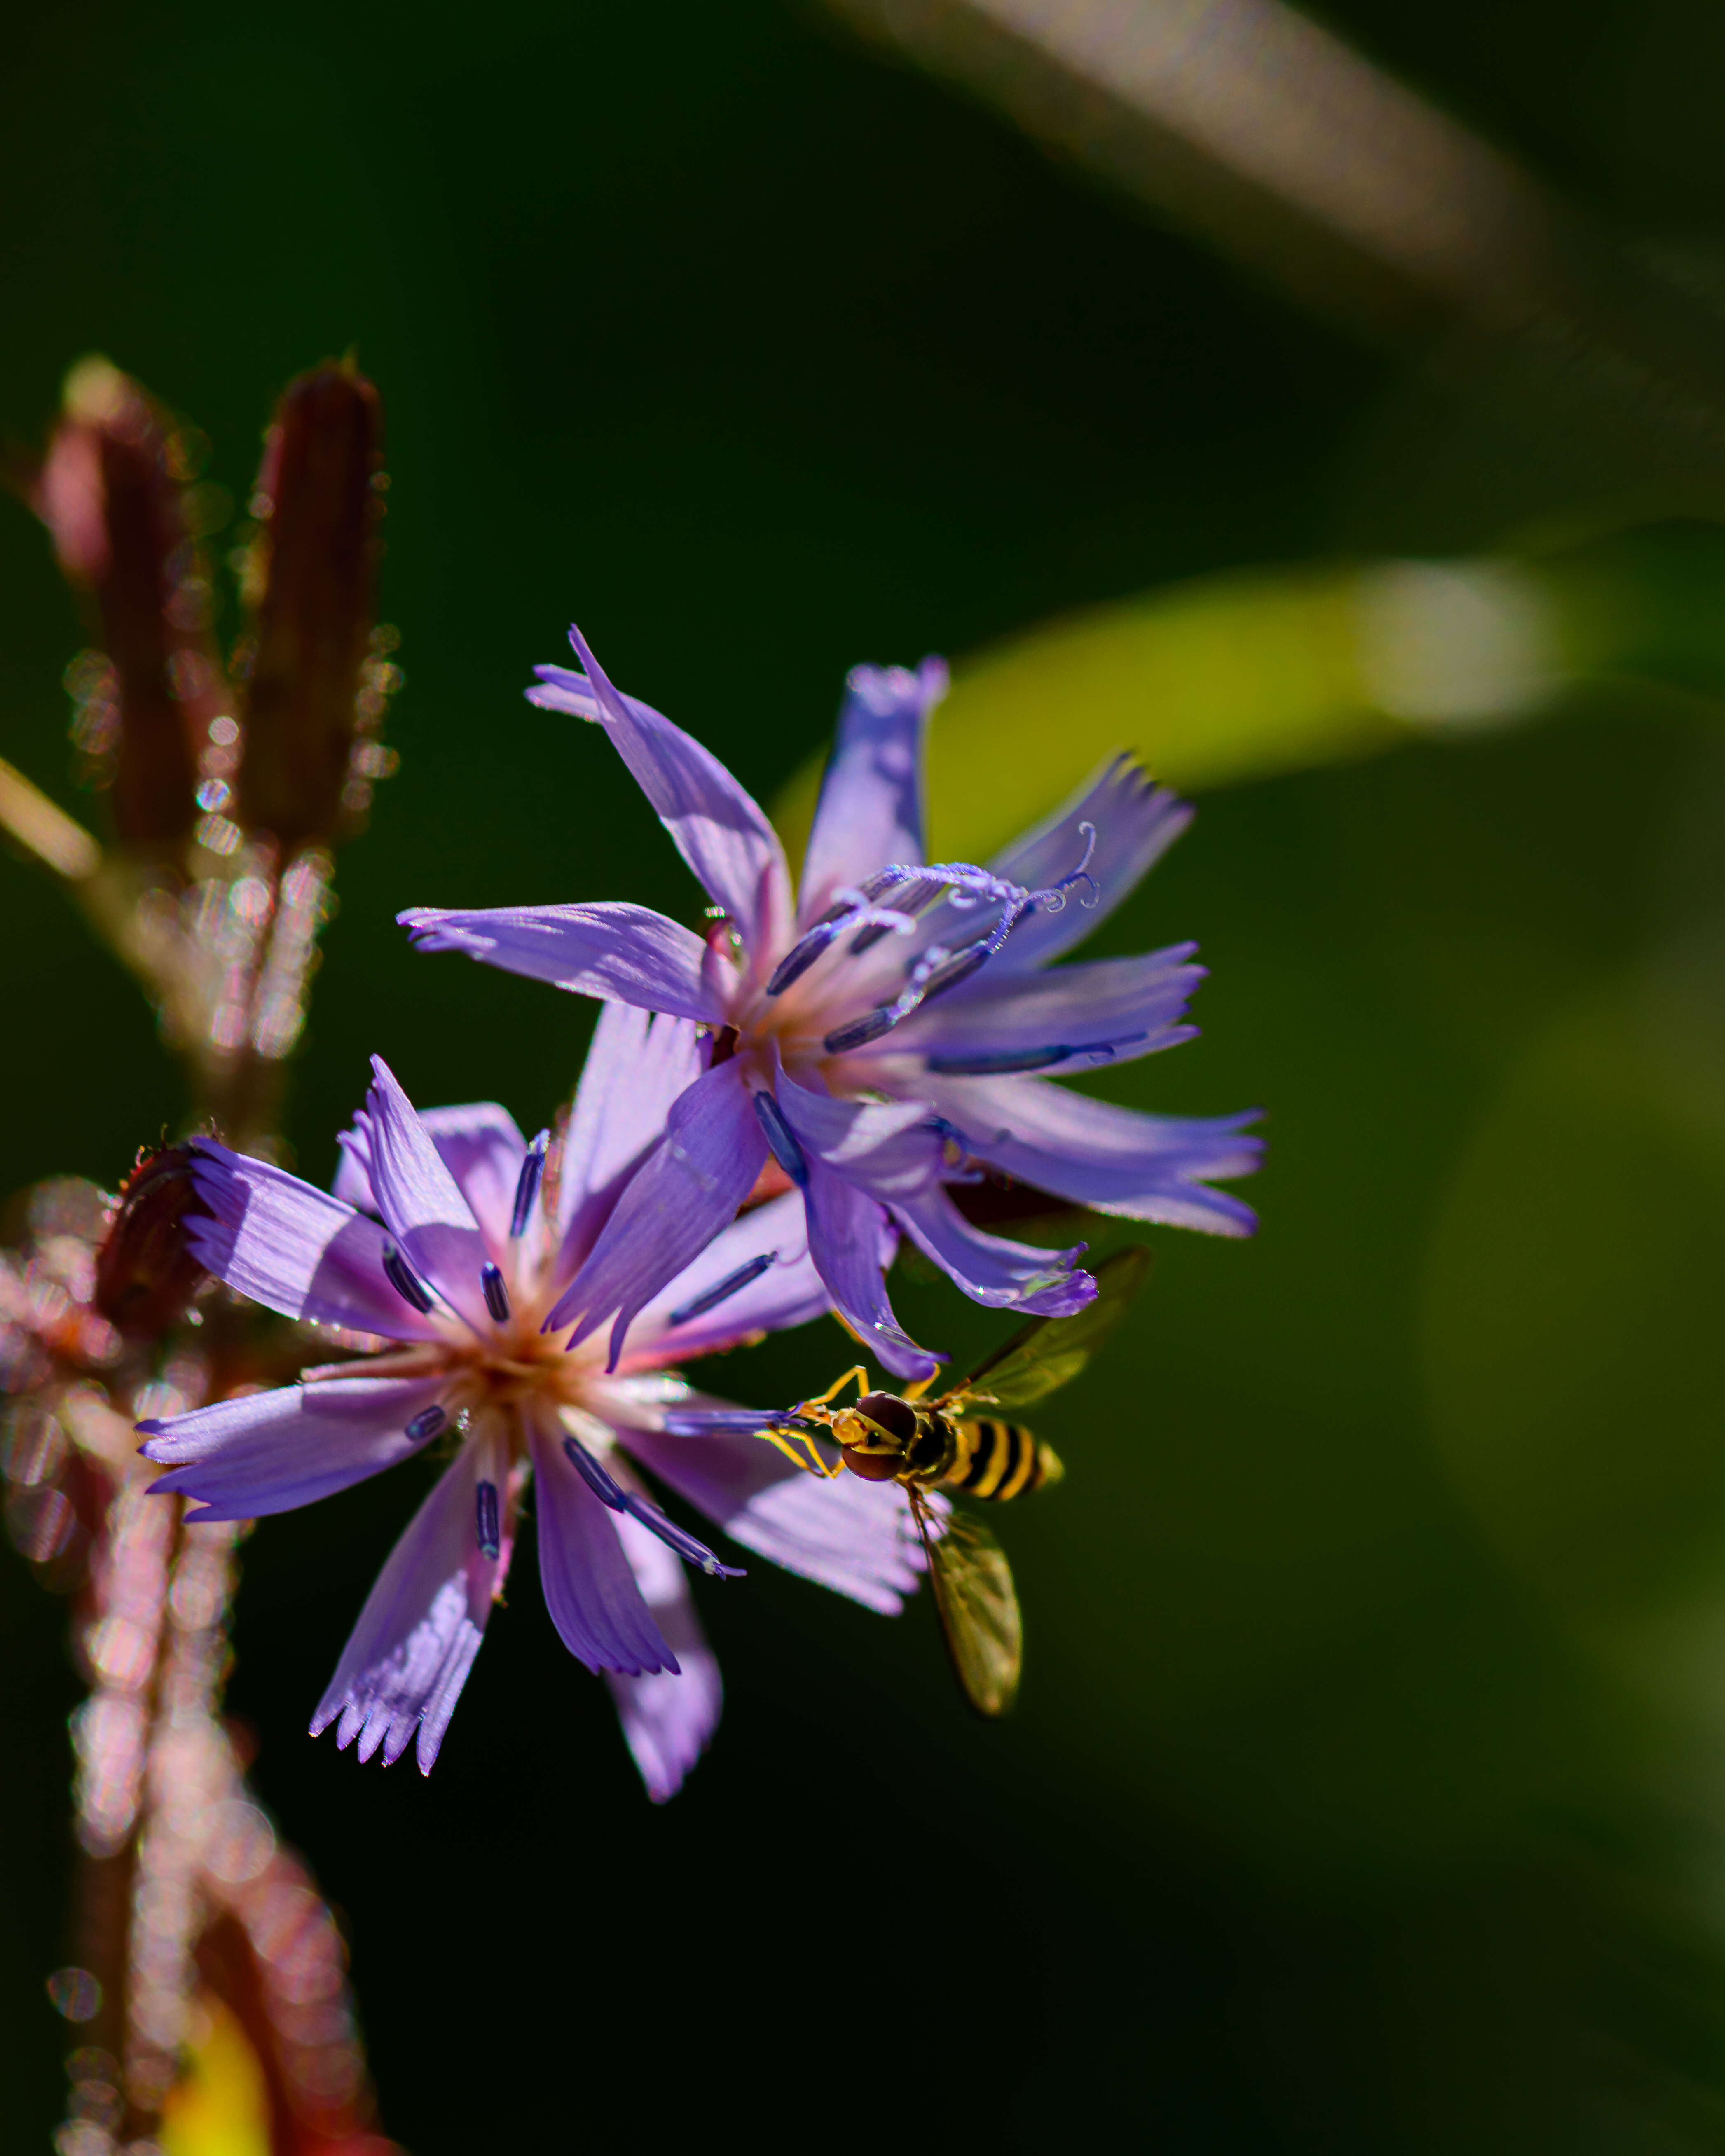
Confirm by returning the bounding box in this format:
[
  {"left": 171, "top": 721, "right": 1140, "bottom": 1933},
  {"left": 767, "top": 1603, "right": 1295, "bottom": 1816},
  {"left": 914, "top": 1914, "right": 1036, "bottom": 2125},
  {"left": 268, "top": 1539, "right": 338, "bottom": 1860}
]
[
  {"left": 840, "top": 1443, "right": 905, "bottom": 1483},
  {"left": 834, "top": 1392, "right": 916, "bottom": 1483},
  {"left": 857, "top": 1391, "right": 919, "bottom": 1443}
]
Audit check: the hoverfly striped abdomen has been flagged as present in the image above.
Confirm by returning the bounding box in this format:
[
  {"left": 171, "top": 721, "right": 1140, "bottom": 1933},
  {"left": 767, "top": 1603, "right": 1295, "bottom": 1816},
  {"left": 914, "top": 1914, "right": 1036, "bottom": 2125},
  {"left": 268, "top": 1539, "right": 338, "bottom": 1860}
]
[{"left": 947, "top": 1417, "right": 1063, "bottom": 1500}]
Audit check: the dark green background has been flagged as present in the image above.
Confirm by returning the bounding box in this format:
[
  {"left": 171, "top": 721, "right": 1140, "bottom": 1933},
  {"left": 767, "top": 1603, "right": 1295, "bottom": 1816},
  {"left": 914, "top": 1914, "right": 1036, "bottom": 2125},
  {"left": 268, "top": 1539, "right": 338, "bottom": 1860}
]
[{"left": 7, "top": 2, "right": 1725, "bottom": 2148}]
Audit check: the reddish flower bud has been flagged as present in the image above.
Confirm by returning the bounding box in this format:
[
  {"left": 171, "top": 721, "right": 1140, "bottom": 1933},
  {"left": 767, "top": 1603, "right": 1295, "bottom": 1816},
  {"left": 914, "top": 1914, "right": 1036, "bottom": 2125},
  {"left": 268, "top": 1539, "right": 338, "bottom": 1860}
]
[
  {"left": 33, "top": 359, "right": 228, "bottom": 849},
  {"left": 93, "top": 1144, "right": 209, "bottom": 1340},
  {"left": 235, "top": 364, "right": 389, "bottom": 848}
]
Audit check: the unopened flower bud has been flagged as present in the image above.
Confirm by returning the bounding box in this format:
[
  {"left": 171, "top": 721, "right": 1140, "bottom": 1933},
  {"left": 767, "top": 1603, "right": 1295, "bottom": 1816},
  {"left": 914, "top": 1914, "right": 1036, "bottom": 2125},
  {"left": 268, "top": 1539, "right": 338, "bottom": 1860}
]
[
  {"left": 32, "top": 358, "right": 226, "bottom": 849},
  {"left": 235, "top": 363, "right": 388, "bottom": 848},
  {"left": 93, "top": 1143, "right": 209, "bottom": 1340}
]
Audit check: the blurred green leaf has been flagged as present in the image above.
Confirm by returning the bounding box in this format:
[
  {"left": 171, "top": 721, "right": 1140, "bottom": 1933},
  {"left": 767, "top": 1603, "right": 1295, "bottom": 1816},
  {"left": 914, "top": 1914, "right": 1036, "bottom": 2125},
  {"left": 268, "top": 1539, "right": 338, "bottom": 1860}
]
[
  {"left": 778, "top": 564, "right": 1407, "bottom": 864},
  {"left": 775, "top": 524, "right": 1725, "bottom": 867},
  {"left": 1420, "top": 940, "right": 1725, "bottom": 1700}
]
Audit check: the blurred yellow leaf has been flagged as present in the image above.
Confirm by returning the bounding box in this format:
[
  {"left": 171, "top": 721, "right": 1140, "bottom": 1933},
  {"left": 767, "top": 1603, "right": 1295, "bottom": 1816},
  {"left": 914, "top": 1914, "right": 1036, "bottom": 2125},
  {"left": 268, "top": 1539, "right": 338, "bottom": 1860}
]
[
  {"left": 159, "top": 1993, "right": 271, "bottom": 2156},
  {"left": 775, "top": 557, "right": 1576, "bottom": 864},
  {"left": 925, "top": 568, "right": 1396, "bottom": 859}
]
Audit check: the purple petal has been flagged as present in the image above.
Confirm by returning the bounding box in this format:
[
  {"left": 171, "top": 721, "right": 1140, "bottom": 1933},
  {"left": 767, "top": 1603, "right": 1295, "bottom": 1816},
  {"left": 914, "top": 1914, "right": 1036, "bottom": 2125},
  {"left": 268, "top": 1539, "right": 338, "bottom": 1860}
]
[
  {"left": 892, "top": 1183, "right": 1096, "bottom": 1315},
  {"left": 773, "top": 1077, "right": 934, "bottom": 1188},
  {"left": 771, "top": 1078, "right": 940, "bottom": 1381},
  {"left": 545, "top": 1060, "right": 767, "bottom": 1364},
  {"left": 784, "top": 1062, "right": 1099, "bottom": 1313},
  {"left": 361, "top": 1058, "right": 492, "bottom": 1329},
  {"left": 620, "top": 1191, "right": 827, "bottom": 1365},
  {"left": 604, "top": 1511, "right": 723, "bottom": 1802},
  {"left": 987, "top": 756, "right": 1193, "bottom": 973},
  {"left": 529, "top": 627, "right": 793, "bottom": 959},
  {"left": 337, "top": 1101, "right": 529, "bottom": 1253},
  {"left": 925, "top": 1072, "right": 1262, "bottom": 1234},
  {"left": 798, "top": 658, "right": 946, "bottom": 926},
  {"left": 140, "top": 1373, "right": 449, "bottom": 1520},
  {"left": 527, "top": 1415, "right": 676, "bottom": 1675},
  {"left": 775, "top": 1071, "right": 1091, "bottom": 1330},
  {"left": 330, "top": 1138, "right": 374, "bottom": 1214},
  {"left": 187, "top": 1139, "right": 440, "bottom": 1341},
  {"left": 806, "top": 1154, "right": 938, "bottom": 1383},
  {"left": 621, "top": 1416, "right": 927, "bottom": 1614},
  {"left": 399, "top": 901, "right": 721, "bottom": 1025},
  {"left": 886, "top": 948, "right": 1206, "bottom": 1077},
  {"left": 311, "top": 1447, "right": 502, "bottom": 1774},
  {"left": 555, "top": 1003, "right": 705, "bottom": 1284}
]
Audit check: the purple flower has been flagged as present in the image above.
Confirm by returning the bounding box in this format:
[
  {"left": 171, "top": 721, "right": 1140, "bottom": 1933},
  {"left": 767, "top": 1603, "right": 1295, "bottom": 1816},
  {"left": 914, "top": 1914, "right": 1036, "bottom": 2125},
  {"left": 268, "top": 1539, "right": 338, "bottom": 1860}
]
[
  {"left": 402, "top": 628, "right": 1260, "bottom": 1380},
  {"left": 137, "top": 1004, "right": 927, "bottom": 1797}
]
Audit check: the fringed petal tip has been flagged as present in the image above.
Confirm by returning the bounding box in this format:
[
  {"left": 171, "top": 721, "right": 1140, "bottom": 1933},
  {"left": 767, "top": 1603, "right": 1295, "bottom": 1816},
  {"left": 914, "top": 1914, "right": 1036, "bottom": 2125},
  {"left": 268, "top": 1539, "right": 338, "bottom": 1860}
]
[
  {"left": 309, "top": 1591, "right": 484, "bottom": 1777},
  {"left": 396, "top": 909, "right": 477, "bottom": 952},
  {"left": 1027, "top": 1276, "right": 1098, "bottom": 1318},
  {"left": 526, "top": 661, "right": 602, "bottom": 718},
  {"left": 842, "top": 653, "right": 950, "bottom": 717},
  {"left": 182, "top": 1133, "right": 244, "bottom": 1217},
  {"left": 529, "top": 628, "right": 793, "bottom": 952},
  {"left": 310, "top": 1694, "right": 439, "bottom": 1775},
  {"left": 309, "top": 1642, "right": 482, "bottom": 1777},
  {"left": 310, "top": 1455, "right": 499, "bottom": 1776},
  {"left": 137, "top": 1375, "right": 448, "bottom": 1522}
]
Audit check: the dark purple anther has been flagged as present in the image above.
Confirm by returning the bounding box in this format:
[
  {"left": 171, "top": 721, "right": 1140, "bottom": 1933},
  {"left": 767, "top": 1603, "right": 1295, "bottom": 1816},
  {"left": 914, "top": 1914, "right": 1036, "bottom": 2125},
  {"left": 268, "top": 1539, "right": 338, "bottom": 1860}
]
[
  {"left": 915, "top": 937, "right": 995, "bottom": 1008},
  {"left": 751, "top": 1091, "right": 808, "bottom": 1187},
  {"left": 928, "top": 1046, "right": 1071, "bottom": 1075},
  {"left": 766, "top": 920, "right": 840, "bottom": 996},
  {"left": 382, "top": 1241, "right": 435, "bottom": 1314},
  {"left": 475, "top": 1479, "right": 501, "bottom": 1559},
  {"left": 564, "top": 1435, "right": 627, "bottom": 1510},
  {"left": 405, "top": 1404, "right": 446, "bottom": 1443},
  {"left": 850, "top": 871, "right": 940, "bottom": 955},
  {"left": 481, "top": 1262, "right": 511, "bottom": 1323},
  {"left": 928, "top": 1031, "right": 1146, "bottom": 1076},
  {"left": 668, "top": 1251, "right": 777, "bottom": 1328},
  {"left": 822, "top": 1007, "right": 898, "bottom": 1055},
  {"left": 510, "top": 1130, "right": 549, "bottom": 1237},
  {"left": 660, "top": 1406, "right": 807, "bottom": 1436}
]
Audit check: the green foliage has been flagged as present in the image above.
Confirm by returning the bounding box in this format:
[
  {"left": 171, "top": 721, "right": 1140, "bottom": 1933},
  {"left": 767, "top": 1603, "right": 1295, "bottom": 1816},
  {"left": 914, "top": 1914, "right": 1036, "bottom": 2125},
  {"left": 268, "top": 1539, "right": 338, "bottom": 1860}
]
[
  {"left": 778, "top": 565, "right": 1405, "bottom": 861},
  {"left": 779, "top": 523, "right": 1725, "bottom": 868}
]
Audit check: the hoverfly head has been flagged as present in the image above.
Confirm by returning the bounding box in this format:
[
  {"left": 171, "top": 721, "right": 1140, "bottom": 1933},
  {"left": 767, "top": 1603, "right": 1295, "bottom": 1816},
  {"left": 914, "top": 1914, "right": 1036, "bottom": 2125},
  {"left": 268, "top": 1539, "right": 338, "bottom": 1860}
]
[{"left": 836, "top": 1389, "right": 919, "bottom": 1481}]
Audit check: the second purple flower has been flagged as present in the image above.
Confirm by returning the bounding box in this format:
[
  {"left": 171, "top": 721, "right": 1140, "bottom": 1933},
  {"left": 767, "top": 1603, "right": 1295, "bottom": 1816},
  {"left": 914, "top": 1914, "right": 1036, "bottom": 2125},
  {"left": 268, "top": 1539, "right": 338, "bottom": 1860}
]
[{"left": 138, "top": 1004, "right": 928, "bottom": 1798}]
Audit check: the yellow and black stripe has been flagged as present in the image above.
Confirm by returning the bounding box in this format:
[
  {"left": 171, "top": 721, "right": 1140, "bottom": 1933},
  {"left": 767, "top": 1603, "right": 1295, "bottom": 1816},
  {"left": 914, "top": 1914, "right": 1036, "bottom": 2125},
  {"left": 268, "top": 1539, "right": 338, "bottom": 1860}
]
[{"left": 945, "top": 1417, "right": 1061, "bottom": 1500}]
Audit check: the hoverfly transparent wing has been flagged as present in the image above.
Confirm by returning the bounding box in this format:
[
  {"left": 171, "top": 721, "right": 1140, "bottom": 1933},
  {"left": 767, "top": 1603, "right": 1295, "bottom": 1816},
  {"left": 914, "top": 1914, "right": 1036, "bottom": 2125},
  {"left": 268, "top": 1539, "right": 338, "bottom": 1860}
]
[
  {"left": 910, "top": 1489, "right": 1023, "bottom": 1716},
  {"left": 942, "top": 1243, "right": 1152, "bottom": 1415}
]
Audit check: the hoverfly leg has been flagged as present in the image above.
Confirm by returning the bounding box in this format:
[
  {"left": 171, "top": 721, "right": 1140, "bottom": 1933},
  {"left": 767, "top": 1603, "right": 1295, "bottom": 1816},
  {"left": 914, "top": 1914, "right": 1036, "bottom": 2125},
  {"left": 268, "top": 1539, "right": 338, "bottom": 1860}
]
[
  {"left": 756, "top": 1423, "right": 844, "bottom": 1479},
  {"left": 799, "top": 1363, "right": 870, "bottom": 1412}
]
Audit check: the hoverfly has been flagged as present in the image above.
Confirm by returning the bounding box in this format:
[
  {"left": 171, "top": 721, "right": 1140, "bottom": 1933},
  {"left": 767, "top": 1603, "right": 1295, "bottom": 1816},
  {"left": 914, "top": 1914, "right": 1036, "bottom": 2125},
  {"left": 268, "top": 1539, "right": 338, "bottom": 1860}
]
[{"left": 761, "top": 1245, "right": 1150, "bottom": 1717}]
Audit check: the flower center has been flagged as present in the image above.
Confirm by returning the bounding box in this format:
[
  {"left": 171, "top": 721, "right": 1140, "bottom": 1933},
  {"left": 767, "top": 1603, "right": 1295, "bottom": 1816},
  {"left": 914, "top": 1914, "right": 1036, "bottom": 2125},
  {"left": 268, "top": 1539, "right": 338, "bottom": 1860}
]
[{"left": 718, "top": 830, "right": 1100, "bottom": 1098}]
